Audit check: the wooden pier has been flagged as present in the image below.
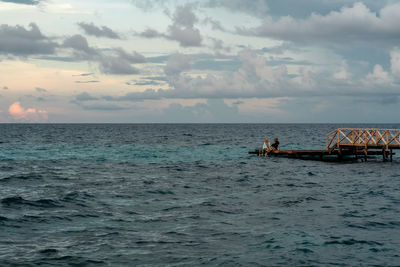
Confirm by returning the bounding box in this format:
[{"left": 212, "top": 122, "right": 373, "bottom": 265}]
[{"left": 250, "top": 128, "right": 400, "bottom": 162}]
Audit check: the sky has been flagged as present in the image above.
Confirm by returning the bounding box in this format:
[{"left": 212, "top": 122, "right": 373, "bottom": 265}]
[{"left": 1, "top": 0, "right": 400, "bottom": 123}]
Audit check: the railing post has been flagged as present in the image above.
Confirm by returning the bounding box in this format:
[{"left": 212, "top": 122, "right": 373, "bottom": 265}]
[
  {"left": 387, "top": 129, "right": 389, "bottom": 149},
  {"left": 326, "top": 135, "right": 329, "bottom": 151}
]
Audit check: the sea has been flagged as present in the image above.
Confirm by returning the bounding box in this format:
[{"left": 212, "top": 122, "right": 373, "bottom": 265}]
[{"left": 0, "top": 123, "right": 399, "bottom": 266}]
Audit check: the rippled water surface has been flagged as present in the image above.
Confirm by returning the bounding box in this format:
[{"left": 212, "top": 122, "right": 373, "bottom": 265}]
[{"left": 1, "top": 124, "right": 400, "bottom": 266}]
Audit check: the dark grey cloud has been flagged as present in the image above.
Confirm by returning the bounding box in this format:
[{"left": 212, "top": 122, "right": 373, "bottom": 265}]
[
  {"left": 74, "top": 92, "right": 97, "bottom": 102},
  {"left": 3, "top": 86, "right": 8, "bottom": 90},
  {"left": 167, "top": 25, "right": 202, "bottom": 47},
  {"left": 203, "top": 17, "right": 225, "bottom": 31},
  {"left": 72, "top": 73, "right": 94, "bottom": 77},
  {"left": 114, "top": 48, "right": 146, "bottom": 64},
  {"left": 72, "top": 92, "right": 128, "bottom": 110},
  {"left": 125, "top": 76, "right": 168, "bottom": 86},
  {"left": 0, "top": 0, "right": 42, "bottom": 5},
  {"left": 62, "top": 34, "right": 144, "bottom": 75},
  {"left": 236, "top": 2, "right": 400, "bottom": 47},
  {"left": 126, "top": 80, "right": 164, "bottom": 86},
  {"left": 137, "top": 3, "right": 202, "bottom": 47},
  {"left": 99, "top": 55, "right": 140, "bottom": 75},
  {"left": 102, "top": 88, "right": 163, "bottom": 102},
  {"left": 78, "top": 22, "right": 121, "bottom": 39},
  {"left": 0, "top": 23, "right": 57, "bottom": 56},
  {"left": 164, "top": 53, "right": 191, "bottom": 76},
  {"left": 232, "top": 100, "right": 244, "bottom": 105},
  {"left": 63, "top": 34, "right": 98, "bottom": 57},
  {"left": 75, "top": 80, "right": 100, "bottom": 84},
  {"left": 35, "top": 87, "right": 47, "bottom": 93},
  {"left": 80, "top": 103, "right": 128, "bottom": 111},
  {"left": 139, "top": 28, "right": 161, "bottom": 38},
  {"left": 135, "top": 81, "right": 163, "bottom": 86},
  {"left": 37, "top": 56, "right": 77, "bottom": 62}
]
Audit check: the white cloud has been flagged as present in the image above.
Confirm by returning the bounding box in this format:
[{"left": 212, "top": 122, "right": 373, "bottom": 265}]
[
  {"left": 365, "top": 64, "right": 391, "bottom": 84},
  {"left": 333, "top": 60, "right": 350, "bottom": 80},
  {"left": 8, "top": 101, "right": 48, "bottom": 122}
]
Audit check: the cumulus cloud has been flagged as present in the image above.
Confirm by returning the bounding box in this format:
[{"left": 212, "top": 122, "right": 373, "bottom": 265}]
[
  {"left": 62, "top": 34, "right": 145, "bottom": 75},
  {"left": 164, "top": 53, "right": 191, "bottom": 76},
  {"left": 365, "top": 64, "right": 391, "bottom": 84},
  {"left": 63, "top": 34, "right": 98, "bottom": 57},
  {"left": 101, "top": 50, "right": 312, "bottom": 101},
  {"left": 333, "top": 61, "right": 350, "bottom": 80},
  {"left": 137, "top": 3, "right": 202, "bottom": 47},
  {"left": 139, "top": 28, "right": 161, "bottom": 38},
  {"left": 237, "top": 2, "right": 400, "bottom": 46},
  {"left": 78, "top": 22, "right": 120, "bottom": 39},
  {"left": 114, "top": 48, "right": 146, "bottom": 64},
  {"left": 0, "top": 23, "right": 57, "bottom": 56},
  {"left": 8, "top": 101, "right": 48, "bottom": 122},
  {"left": 203, "top": 17, "right": 225, "bottom": 31},
  {"left": 209, "top": 38, "right": 230, "bottom": 52},
  {"left": 99, "top": 55, "right": 140, "bottom": 75}
]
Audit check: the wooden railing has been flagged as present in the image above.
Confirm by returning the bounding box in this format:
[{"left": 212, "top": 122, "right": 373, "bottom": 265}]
[{"left": 327, "top": 128, "right": 400, "bottom": 151}]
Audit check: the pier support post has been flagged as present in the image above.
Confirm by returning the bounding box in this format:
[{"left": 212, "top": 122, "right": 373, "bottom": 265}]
[
  {"left": 364, "top": 148, "right": 368, "bottom": 162},
  {"left": 390, "top": 149, "right": 393, "bottom": 162}
]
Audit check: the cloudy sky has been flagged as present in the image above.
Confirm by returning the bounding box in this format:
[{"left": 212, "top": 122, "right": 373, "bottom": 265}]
[{"left": 1, "top": 0, "right": 400, "bottom": 123}]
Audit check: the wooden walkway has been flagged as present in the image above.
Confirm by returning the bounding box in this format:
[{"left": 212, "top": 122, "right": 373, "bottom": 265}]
[{"left": 250, "top": 128, "right": 400, "bottom": 162}]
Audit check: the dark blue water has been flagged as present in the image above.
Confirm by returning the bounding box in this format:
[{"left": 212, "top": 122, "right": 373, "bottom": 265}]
[{"left": 1, "top": 124, "right": 400, "bottom": 266}]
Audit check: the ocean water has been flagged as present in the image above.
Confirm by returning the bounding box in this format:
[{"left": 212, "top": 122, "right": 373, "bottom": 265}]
[{"left": 0, "top": 123, "right": 400, "bottom": 266}]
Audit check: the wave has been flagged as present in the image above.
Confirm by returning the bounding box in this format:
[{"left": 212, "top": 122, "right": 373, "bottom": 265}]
[
  {"left": 0, "top": 173, "right": 44, "bottom": 182},
  {"left": 324, "top": 238, "right": 383, "bottom": 246},
  {"left": 1, "top": 196, "right": 62, "bottom": 208}
]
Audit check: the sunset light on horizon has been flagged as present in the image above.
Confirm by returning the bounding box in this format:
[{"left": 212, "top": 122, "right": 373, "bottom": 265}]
[{"left": 1, "top": 0, "right": 400, "bottom": 123}]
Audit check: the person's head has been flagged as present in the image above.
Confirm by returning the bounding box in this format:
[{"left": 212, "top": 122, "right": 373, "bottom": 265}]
[
  {"left": 265, "top": 138, "right": 269, "bottom": 143},
  {"left": 274, "top": 137, "right": 278, "bottom": 142}
]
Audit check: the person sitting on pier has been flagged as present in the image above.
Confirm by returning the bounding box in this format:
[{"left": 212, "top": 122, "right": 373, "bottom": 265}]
[
  {"left": 260, "top": 138, "right": 270, "bottom": 155},
  {"left": 271, "top": 137, "right": 280, "bottom": 151},
  {"left": 265, "top": 137, "right": 280, "bottom": 157}
]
